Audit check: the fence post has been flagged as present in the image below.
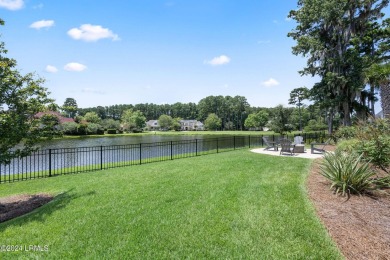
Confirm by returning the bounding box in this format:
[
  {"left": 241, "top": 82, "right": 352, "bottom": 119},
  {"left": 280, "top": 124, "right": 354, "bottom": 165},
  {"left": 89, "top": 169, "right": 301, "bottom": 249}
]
[
  {"left": 195, "top": 139, "right": 198, "bottom": 156},
  {"left": 248, "top": 135, "right": 251, "bottom": 148},
  {"left": 100, "top": 146, "right": 103, "bottom": 170},
  {"left": 170, "top": 141, "right": 173, "bottom": 160},
  {"left": 234, "top": 136, "right": 236, "bottom": 150},
  {"left": 49, "top": 149, "right": 52, "bottom": 177},
  {"left": 217, "top": 139, "right": 219, "bottom": 153},
  {"left": 139, "top": 143, "right": 142, "bottom": 165}
]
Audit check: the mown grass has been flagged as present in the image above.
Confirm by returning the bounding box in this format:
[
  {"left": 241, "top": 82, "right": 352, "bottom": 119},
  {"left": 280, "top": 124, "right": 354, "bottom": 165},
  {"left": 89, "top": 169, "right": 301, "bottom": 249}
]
[{"left": 0, "top": 150, "right": 342, "bottom": 259}]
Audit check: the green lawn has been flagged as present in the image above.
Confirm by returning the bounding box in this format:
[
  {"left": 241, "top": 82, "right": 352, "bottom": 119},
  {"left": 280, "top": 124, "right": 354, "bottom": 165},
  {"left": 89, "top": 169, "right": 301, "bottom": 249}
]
[{"left": 0, "top": 150, "right": 342, "bottom": 259}]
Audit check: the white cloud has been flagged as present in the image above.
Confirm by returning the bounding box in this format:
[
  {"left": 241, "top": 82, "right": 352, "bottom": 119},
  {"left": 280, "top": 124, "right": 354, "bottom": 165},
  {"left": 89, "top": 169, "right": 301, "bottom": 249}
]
[
  {"left": 45, "top": 65, "right": 58, "bottom": 73},
  {"left": 261, "top": 78, "right": 280, "bottom": 87},
  {"left": 82, "top": 88, "right": 105, "bottom": 95},
  {"left": 205, "top": 55, "right": 231, "bottom": 66},
  {"left": 64, "top": 62, "right": 87, "bottom": 72},
  {"left": 257, "top": 40, "right": 271, "bottom": 44},
  {"left": 30, "top": 20, "right": 54, "bottom": 30},
  {"left": 0, "top": 0, "right": 24, "bottom": 10},
  {"left": 67, "top": 24, "right": 120, "bottom": 42},
  {"left": 33, "top": 3, "right": 43, "bottom": 9}
]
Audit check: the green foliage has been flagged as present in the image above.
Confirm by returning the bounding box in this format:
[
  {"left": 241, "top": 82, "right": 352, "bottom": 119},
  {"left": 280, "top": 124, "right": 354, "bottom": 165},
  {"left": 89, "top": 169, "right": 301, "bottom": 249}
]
[
  {"left": 336, "top": 139, "right": 359, "bottom": 154},
  {"left": 86, "top": 123, "right": 103, "bottom": 135},
  {"left": 244, "top": 110, "right": 269, "bottom": 130},
  {"left": 83, "top": 112, "right": 101, "bottom": 124},
  {"left": 355, "top": 119, "right": 390, "bottom": 171},
  {"left": 77, "top": 123, "right": 88, "bottom": 135},
  {"left": 172, "top": 117, "right": 182, "bottom": 131},
  {"left": 198, "top": 95, "right": 249, "bottom": 130},
  {"left": 334, "top": 126, "right": 357, "bottom": 140},
  {"left": 267, "top": 105, "right": 293, "bottom": 134},
  {"left": 158, "top": 114, "right": 173, "bottom": 130},
  {"left": 61, "top": 122, "right": 79, "bottom": 135},
  {"left": 121, "top": 109, "right": 146, "bottom": 132},
  {"left": 62, "top": 98, "right": 78, "bottom": 118},
  {"left": 320, "top": 151, "right": 376, "bottom": 196},
  {"left": 101, "top": 118, "right": 120, "bottom": 130},
  {"left": 39, "top": 114, "right": 62, "bottom": 138},
  {"left": 204, "top": 113, "right": 222, "bottom": 130},
  {"left": 107, "top": 129, "right": 117, "bottom": 134},
  {"left": 288, "top": 0, "right": 389, "bottom": 127},
  {"left": 0, "top": 23, "right": 56, "bottom": 164},
  {"left": 304, "top": 119, "right": 328, "bottom": 132}
]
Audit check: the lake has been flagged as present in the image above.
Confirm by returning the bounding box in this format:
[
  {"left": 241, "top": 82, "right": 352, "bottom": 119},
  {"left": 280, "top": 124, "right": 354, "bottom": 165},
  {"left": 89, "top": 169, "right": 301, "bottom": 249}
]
[
  {"left": 1, "top": 134, "right": 262, "bottom": 180},
  {"left": 37, "top": 134, "right": 229, "bottom": 149}
]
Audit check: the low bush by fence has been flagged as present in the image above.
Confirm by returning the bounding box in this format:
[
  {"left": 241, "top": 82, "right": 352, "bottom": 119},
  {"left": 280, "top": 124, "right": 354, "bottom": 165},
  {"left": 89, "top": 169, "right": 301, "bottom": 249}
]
[{"left": 0, "top": 132, "right": 328, "bottom": 184}]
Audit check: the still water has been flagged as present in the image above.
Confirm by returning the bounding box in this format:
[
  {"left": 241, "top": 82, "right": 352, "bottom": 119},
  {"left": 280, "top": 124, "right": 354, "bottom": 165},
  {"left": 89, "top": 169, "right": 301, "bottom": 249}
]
[{"left": 37, "top": 134, "right": 226, "bottom": 149}]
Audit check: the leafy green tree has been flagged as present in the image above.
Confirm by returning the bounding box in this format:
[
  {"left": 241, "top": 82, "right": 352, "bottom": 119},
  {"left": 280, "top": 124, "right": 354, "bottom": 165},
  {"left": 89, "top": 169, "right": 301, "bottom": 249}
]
[
  {"left": 204, "top": 113, "right": 222, "bottom": 131},
  {"left": 62, "top": 98, "right": 78, "bottom": 118},
  {"left": 101, "top": 119, "right": 120, "bottom": 130},
  {"left": 83, "top": 112, "right": 101, "bottom": 124},
  {"left": 172, "top": 117, "right": 182, "bottom": 131},
  {"left": 244, "top": 110, "right": 269, "bottom": 130},
  {"left": 121, "top": 109, "right": 146, "bottom": 132},
  {"left": 267, "top": 105, "right": 293, "bottom": 134},
  {"left": 288, "top": 87, "right": 309, "bottom": 132},
  {"left": 288, "top": 0, "right": 389, "bottom": 127},
  {"left": 158, "top": 114, "right": 173, "bottom": 130},
  {"left": 47, "top": 103, "right": 60, "bottom": 112},
  {"left": 39, "top": 114, "right": 62, "bottom": 138},
  {"left": 0, "top": 19, "right": 57, "bottom": 164}
]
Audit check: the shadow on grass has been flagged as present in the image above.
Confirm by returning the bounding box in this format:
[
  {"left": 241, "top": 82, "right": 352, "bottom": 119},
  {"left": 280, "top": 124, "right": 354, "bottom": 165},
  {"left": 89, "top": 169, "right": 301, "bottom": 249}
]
[{"left": 0, "top": 189, "right": 96, "bottom": 229}]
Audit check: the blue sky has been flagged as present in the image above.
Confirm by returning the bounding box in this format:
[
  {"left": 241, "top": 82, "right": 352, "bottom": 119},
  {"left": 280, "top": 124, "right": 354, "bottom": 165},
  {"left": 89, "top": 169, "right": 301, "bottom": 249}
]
[{"left": 0, "top": 0, "right": 386, "bottom": 110}]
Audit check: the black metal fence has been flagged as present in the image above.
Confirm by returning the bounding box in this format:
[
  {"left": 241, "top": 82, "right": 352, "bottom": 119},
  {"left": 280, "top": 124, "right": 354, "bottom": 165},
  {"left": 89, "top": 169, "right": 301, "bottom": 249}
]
[{"left": 0, "top": 132, "right": 328, "bottom": 184}]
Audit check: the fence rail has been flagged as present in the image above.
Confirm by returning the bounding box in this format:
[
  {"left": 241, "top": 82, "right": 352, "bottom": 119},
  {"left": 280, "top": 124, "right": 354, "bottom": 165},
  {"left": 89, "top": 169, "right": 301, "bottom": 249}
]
[{"left": 0, "top": 132, "right": 327, "bottom": 184}]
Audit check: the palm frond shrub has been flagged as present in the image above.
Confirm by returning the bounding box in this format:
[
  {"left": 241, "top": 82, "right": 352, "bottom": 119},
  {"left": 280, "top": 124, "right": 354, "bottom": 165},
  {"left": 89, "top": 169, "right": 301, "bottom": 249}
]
[{"left": 320, "top": 151, "right": 376, "bottom": 196}]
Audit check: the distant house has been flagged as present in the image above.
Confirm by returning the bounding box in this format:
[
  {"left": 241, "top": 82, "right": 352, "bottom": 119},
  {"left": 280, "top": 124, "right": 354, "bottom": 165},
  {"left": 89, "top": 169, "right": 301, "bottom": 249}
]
[
  {"left": 146, "top": 120, "right": 160, "bottom": 130},
  {"left": 179, "top": 120, "right": 204, "bottom": 131},
  {"left": 35, "top": 111, "right": 75, "bottom": 124}
]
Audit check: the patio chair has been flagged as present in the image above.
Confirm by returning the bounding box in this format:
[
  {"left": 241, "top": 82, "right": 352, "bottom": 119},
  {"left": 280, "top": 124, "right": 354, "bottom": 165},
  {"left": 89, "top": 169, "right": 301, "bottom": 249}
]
[
  {"left": 263, "top": 136, "right": 278, "bottom": 151},
  {"left": 293, "top": 136, "right": 304, "bottom": 145},
  {"left": 279, "top": 138, "right": 295, "bottom": 156},
  {"left": 311, "top": 139, "right": 331, "bottom": 154}
]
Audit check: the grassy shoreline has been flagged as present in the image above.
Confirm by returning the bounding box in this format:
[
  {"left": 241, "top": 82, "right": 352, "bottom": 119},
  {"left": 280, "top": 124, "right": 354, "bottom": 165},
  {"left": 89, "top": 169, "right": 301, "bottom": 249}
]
[{"left": 0, "top": 150, "right": 341, "bottom": 259}]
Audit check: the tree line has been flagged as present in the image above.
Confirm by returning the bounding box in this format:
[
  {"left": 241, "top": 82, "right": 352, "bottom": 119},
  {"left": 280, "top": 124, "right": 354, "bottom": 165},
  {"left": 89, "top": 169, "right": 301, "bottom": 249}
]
[{"left": 57, "top": 95, "right": 329, "bottom": 134}]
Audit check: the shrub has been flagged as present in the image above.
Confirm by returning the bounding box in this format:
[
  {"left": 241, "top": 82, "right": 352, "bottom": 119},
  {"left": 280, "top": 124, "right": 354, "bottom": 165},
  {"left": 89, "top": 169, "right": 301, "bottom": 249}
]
[
  {"left": 320, "top": 151, "right": 375, "bottom": 196},
  {"left": 354, "top": 119, "right": 390, "bottom": 172},
  {"left": 61, "top": 122, "right": 79, "bottom": 135},
  {"left": 107, "top": 129, "right": 117, "bottom": 134},
  {"left": 86, "top": 123, "right": 103, "bottom": 135},
  {"left": 336, "top": 139, "right": 359, "bottom": 154},
  {"left": 77, "top": 123, "right": 88, "bottom": 135},
  {"left": 334, "top": 126, "right": 356, "bottom": 141},
  {"left": 356, "top": 135, "right": 390, "bottom": 172},
  {"left": 304, "top": 119, "right": 328, "bottom": 132}
]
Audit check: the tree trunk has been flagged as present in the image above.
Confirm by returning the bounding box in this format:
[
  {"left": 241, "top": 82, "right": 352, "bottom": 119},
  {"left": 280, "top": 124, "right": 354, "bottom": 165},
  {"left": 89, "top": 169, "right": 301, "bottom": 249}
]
[
  {"left": 370, "top": 85, "right": 375, "bottom": 116},
  {"left": 380, "top": 82, "right": 390, "bottom": 119},
  {"left": 327, "top": 108, "right": 334, "bottom": 134},
  {"left": 343, "top": 101, "right": 352, "bottom": 126}
]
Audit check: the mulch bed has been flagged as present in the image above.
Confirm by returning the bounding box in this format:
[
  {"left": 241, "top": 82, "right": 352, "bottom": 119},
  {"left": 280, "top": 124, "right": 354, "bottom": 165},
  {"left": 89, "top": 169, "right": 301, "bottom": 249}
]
[
  {"left": 0, "top": 193, "right": 54, "bottom": 223},
  {"left": 307, "top": 153, "right": 390, "bottom": 260}
]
